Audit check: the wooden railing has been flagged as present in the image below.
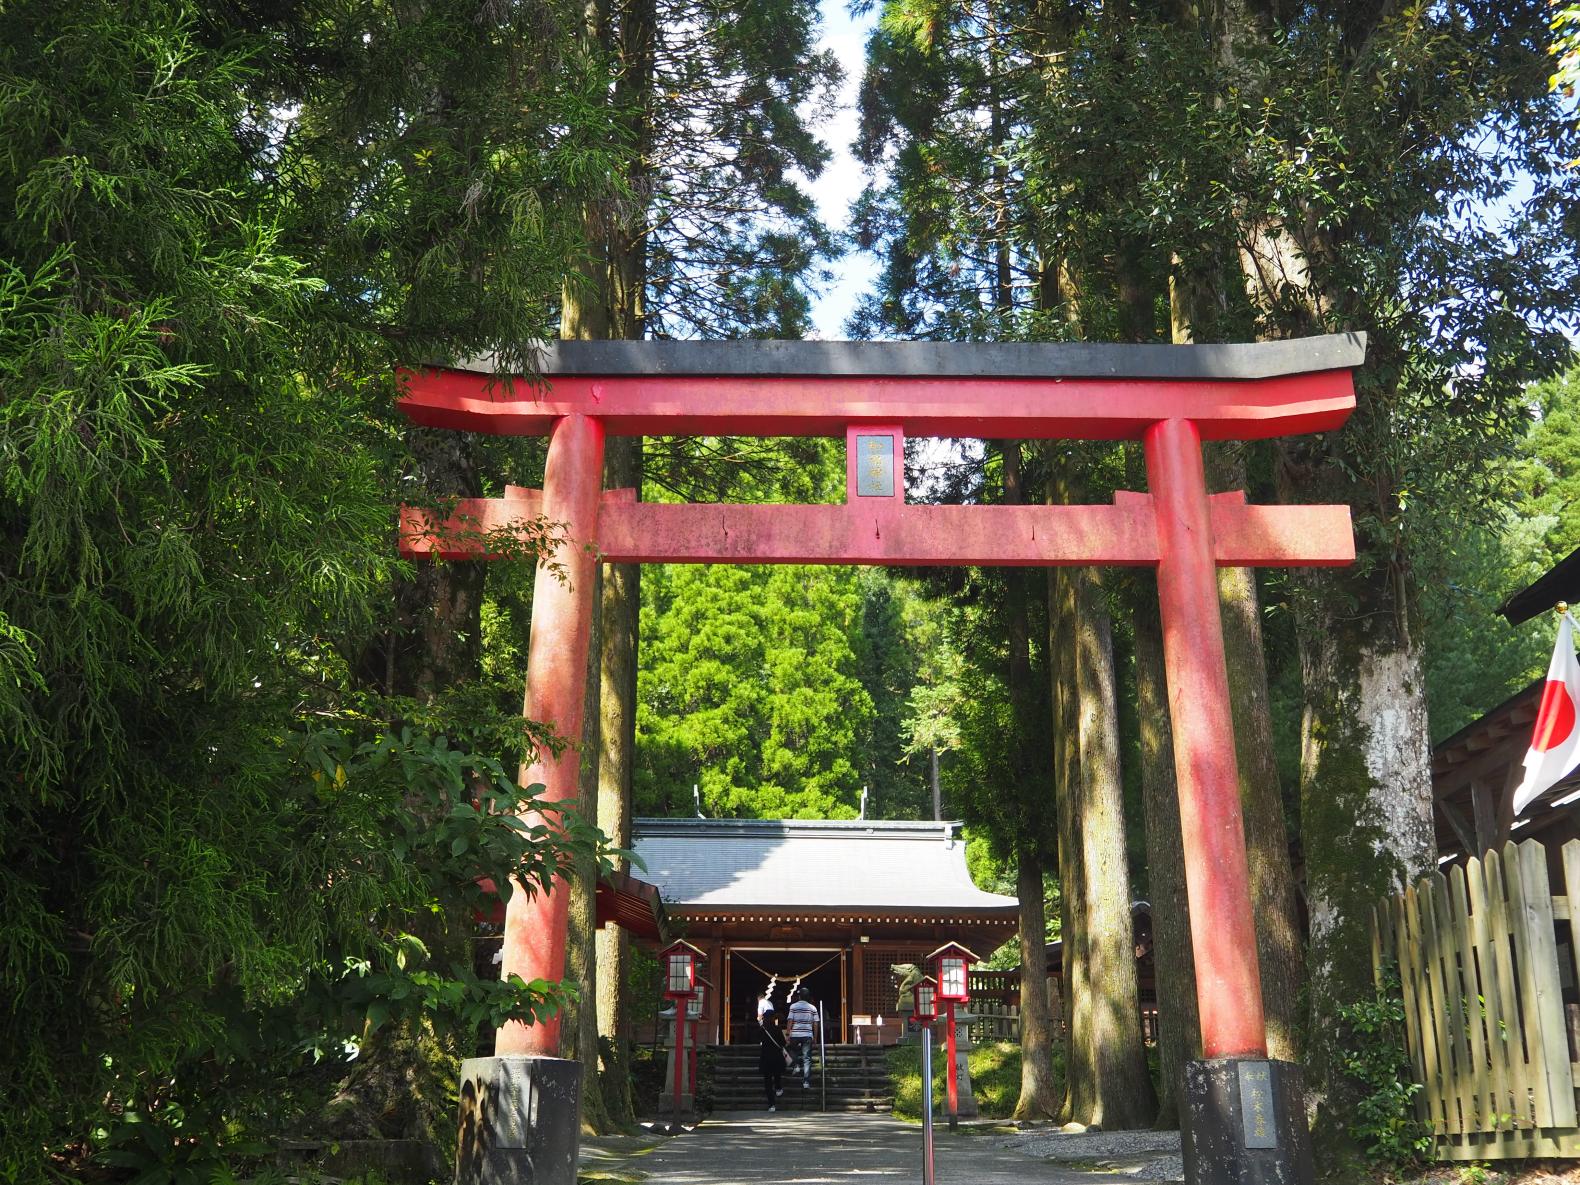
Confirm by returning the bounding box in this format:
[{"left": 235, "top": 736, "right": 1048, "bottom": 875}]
[
  {"left": 1372, "top": 838, "right": 1580, "bottom": 1161},
  {"left": 969, "top": 968, "right": 1020, "bottom": 1003},
  {"left": 970, "top": 999, "right": 1021, "bottom": 1042},
  {"left": 962, "top": 968, "right": 1160, "bottom": 1045}
]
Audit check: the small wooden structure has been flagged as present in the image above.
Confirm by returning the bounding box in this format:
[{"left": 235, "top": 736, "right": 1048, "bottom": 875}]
[{"left": 1372, "top": 839, "right": 1580, "bottom": 1160}]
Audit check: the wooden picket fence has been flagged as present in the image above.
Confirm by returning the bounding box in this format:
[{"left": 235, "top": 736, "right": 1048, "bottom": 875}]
[
  {"left": 969, "top": 999, "right": 1021, "bottom": 1042},
  {"left": 1371, "top": 839, "right": 1580, "bottom": 1160}
]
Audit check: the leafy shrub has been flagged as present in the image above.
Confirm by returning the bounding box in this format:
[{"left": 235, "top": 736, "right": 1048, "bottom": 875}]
[
  {"left": 888, "top": 1039, "right": 1031, "bottom": 1121},
  {"left": 1335, "top": 967, "right": 1433, "bottom": 1168}
]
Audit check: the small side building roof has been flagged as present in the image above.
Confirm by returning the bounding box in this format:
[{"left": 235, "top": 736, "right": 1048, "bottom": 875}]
[
  {"left": 1500, "top": 546, "right": 1580, "bottom": 625},
  {"left": 630, "top": 818, "right": 1018, "bottom": 918},
  {"left": 1432, "top": 550, "right": 1580, "bottom": 861}
]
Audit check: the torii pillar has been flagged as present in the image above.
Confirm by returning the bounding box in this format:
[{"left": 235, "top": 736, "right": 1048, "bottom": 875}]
[{"left": 454, "top": 415, "right": 603, "bottom": 1185}]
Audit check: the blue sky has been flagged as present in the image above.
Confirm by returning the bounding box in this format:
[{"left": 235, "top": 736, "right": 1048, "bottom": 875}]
[
  {"left": 803, "top": 6, "right": 1575, "bottom": 348},
  {"left": 808, "top": 1, "right": 882, "bottom": 340}
]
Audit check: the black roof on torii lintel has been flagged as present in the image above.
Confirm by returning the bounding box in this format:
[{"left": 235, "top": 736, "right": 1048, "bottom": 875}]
[{"left": 449, "top": 332, "right": 1368, "bottom": 383}]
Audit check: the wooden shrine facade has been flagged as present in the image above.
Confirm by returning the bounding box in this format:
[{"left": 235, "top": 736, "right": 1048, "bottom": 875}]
[{"left": 629, "top": 818, "right": 1018, "bottom": 1046}]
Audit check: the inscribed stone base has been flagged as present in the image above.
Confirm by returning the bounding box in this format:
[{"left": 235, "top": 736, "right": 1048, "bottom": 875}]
[
  {"left": 1180, "top": 1059, "right": 1312, "bottom": 1185},
  {"left": 454, "top": 1056, "right": 581, "bottom": 1185},
  {"left": 951, "top": 1013, "right": 979, "bottom": 1120}
]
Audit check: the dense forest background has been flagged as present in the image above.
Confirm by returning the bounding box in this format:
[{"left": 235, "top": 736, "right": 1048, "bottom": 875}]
[{"left": 3, "top": 0, "right": 1580, "bottom": 1178}]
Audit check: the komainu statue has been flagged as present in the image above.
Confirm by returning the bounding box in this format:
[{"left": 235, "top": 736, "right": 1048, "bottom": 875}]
[{"left": 890, "top": 963, "right": 923, "bottom": 1011}]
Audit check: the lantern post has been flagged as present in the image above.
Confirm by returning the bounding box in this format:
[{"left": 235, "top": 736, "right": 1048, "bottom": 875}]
[
  {"left": 914, "top": 976, "right": 938, "bottom": 1185},
  {"left": 929, "top": 943, "right": 978, "bottom": 1132},
  {"left": 660, "top": 941, "right": 702, "bottom": 1132},
  {"left": 687, "top": 977, "right": 710, "bottom": 1111}
]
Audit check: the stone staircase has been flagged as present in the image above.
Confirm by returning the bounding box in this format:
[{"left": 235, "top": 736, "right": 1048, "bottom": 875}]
[{"left": 705, "top": 1043, "right": 894, "bottom": 1113}]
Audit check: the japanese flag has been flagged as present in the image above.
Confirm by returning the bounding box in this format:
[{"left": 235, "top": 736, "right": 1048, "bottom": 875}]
[{"left": 1513, "top": 612, "right": 1580, "bottom": 815}]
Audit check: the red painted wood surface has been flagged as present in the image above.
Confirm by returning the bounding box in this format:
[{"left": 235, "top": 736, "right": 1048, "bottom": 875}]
[
  {"left": 398, "top": 350, "right": 1364, "bottom": 1070},
  {"left": 495, "top": 414, "right": 605, "bottom": 1058},
  {"left": 399, "top": 494, "right": 1354, "bottom": 568},
  {"left": 1144, "top": 417, "right": 1268, "bottom": 1060},
  {"left": 398, "top": 367, "right": 1354, "bottom": 441}
]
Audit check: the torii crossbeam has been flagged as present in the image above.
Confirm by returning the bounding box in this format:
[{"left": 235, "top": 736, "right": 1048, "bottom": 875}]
[{"left": 399, "top": 335, "right": 1362, "bottom": 1133}]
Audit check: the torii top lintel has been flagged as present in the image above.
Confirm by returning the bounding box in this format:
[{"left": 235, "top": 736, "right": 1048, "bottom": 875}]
[
  {"left": 396, "top": 334, "right": 1363, "bottom": 569},
  {"left": 397, "top": 333, "right": 1365, "bottom": 442}
]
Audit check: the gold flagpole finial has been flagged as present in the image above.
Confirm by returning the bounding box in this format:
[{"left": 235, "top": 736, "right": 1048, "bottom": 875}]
[{"left": 1559, "top": 601, "right": 1570, "bottom": 616}]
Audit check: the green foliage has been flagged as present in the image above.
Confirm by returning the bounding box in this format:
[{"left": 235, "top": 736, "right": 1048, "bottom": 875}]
[
  {"left": 1552, "top": 0, "right": 1580, "bottom": 154},
  {"left": 887, "top": 1040, "right": 1037, "bottom": 1121},
  {"left": 0, "top": 0, "right": 618, "bottom": 1178},
  {"left": 633, "top": 554, "right": 966, "bottom": 821},
  {"left": 1335, "top": 969, "right": 1433, "bottom": 1169},
  {"left": 636, "top": 563, "right": 875, "bottom": 817},
  {"left": 1420, "top": 366, "right": 1580, "bottom": 740},
  {"left": 919, "top": 554, "right": 1057, "bottom": 872},
  {"left": 640, "top": 0, "right": 842, "bottom": 339}
]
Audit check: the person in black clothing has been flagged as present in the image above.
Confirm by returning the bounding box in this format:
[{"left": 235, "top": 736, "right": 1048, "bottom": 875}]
[{"left": 757, "top": 1007, "right": 789, "bottom": 1111}]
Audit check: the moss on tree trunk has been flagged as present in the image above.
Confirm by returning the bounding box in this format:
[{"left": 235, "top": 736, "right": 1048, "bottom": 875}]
[
  {"left": 596, "top": 436, "right": 642, "bottom": 1129},
  {"left": 1014, "top": 847, "right": 1061, "bottom": 1119},
  {"left": 1290, "top": 563, "right": 1434, "bottom": 1174},
  {"left": 1053, "top": 566, "right": 1085, "bottom": 1126},
  {"left": 567, "top": 561, "right": 614, "bottom": 1133}
]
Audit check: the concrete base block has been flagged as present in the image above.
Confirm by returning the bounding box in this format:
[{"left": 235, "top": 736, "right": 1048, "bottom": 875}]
[
  {"left": 455, "top": 1056, "right": 582, "bottom": 1185},
  {"left": 1181, "top": 1059, "right": 1312, "bottom": 1185}
]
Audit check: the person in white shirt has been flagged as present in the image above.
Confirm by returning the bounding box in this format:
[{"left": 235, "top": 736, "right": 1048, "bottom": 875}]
[{"left": 786, "top": 988, "right": 821, "bottom": 1089}]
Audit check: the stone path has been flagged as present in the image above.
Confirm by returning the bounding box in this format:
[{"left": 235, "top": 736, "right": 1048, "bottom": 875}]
[{"left": 579, "top": 1111, "right": 1184, "bottom": 1184}]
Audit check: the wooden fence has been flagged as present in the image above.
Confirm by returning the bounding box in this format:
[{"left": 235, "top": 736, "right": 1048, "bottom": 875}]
[
  {"left": 1372, "top": 838, "right": 1580, "bottom": 1160},
  {"left": 962, "top": 969, "right": 1159, "bottom": 1045},
  {"left": 970, "top": 999, "right": 1021, "bottom": 1042}
]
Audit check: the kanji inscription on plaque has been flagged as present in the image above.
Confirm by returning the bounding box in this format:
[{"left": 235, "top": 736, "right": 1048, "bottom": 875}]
[
  {"left": 856, "top": 434, "right": 895, "bottom": 497},
  {"left": 1238, "top": 1061, "right": 1277, "bottom": 1149}
]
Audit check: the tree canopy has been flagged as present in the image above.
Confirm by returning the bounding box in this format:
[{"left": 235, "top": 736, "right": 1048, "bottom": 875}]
[{"left": 6, "top": 0, "right": 1580, "bottom": 1173}]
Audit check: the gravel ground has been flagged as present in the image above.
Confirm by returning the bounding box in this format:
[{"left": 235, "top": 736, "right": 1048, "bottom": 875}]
[
  {"left": 600, "top": 1112, "right": 1161, "bottom": 1183},
  {"left": 990, "top": 1126, "right": 1185, "bottom": 1181}
]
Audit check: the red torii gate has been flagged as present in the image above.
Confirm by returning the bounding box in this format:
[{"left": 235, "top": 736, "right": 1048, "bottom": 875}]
[{"left": 404, "top": 334, "right": 1361, "bottom": 1176}]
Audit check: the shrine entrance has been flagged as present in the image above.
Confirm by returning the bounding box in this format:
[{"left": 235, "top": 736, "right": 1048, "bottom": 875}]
[
  {"left": 724, "top": 948, "right": 843, "bottom": 1045},
  {"left": 403, "top": 334, "right": 1364, "bottom": 1185}
]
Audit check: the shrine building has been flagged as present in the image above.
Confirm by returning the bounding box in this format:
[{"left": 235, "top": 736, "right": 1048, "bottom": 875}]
[{"left": 630, "top": 817, "right": 1019, "bottom": 1045}]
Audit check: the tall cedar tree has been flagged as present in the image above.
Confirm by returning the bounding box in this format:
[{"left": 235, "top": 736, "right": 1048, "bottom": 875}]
[
  {"left": 554, "top": 0, "right": 841, "bottom": 1125},
  {"left": 853, "top": 0, "right": 1161, "bottom": 1121}
]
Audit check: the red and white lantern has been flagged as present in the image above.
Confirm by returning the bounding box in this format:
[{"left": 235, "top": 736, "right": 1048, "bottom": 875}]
[
  {"left": 661, "top": 939, "right": 704, "bottom": 1000},
  {"left": 928, "top": 942, "right": 979, "bottom": 1004}
]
